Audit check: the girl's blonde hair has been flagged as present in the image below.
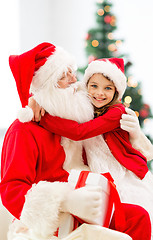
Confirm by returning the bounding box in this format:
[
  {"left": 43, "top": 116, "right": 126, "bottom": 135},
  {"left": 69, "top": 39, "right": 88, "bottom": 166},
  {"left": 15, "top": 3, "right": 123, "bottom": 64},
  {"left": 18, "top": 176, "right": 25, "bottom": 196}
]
[{"left": 87, "top": 75, "right": 120, "bottom": 118}]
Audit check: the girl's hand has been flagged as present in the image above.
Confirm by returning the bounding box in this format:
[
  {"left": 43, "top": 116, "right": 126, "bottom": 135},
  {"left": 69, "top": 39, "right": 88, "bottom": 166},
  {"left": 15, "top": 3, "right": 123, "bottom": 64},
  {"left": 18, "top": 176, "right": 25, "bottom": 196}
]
[
  {"left": 120, "top": 107, "right": 141, "bottom": 139},
  {"left": 28, "top": 97, "right": 45, "bottom": 122},
  {"left": 121, "top": 108, "right": 153, "bottom": 161}
]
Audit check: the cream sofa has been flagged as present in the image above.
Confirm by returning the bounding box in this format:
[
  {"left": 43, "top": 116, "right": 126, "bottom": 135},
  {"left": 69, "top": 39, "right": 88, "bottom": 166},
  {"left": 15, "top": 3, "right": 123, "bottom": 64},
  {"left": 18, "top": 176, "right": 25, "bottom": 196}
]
[{"left": 0, "top": 199, "right": 13, "bottom": 240}]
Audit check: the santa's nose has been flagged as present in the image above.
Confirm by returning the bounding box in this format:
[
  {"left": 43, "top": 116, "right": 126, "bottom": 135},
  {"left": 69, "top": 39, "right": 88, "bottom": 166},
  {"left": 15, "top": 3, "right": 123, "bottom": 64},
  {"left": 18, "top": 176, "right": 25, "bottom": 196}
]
[
  {"left": 69, "top": 74, "right": 77, "bottom": 83},
  {"left": 72, "top": 75, "right": 77, "bottom": 83}
]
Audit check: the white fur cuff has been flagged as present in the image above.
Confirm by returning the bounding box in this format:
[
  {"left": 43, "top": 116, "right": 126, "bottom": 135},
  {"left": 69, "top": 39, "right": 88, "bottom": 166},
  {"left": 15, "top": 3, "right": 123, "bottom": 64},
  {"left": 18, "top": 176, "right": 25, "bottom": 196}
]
[{"left": 20, "top": 181, "right": 71, "bottom": 240}]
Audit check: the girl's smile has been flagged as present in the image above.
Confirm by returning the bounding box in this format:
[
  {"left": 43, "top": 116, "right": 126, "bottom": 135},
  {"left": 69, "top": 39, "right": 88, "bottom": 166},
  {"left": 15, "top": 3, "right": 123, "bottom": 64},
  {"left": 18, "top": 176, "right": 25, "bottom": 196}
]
[{"left": 87, "top": 73, "right": 116, "bottom": 108}]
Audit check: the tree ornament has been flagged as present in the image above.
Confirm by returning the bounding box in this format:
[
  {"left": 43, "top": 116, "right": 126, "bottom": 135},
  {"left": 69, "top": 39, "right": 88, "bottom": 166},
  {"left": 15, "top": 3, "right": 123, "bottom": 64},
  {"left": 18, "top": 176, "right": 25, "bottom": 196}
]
[
  {"left": 139, "top": 109, "right": 149, "bottom": 118},
  {"left": 124, "top": 96, "right": 132, "bottom": 104},
  {"left": 104, "top": 15, "right": 112, "bottom": 24},
  {"left": 108, "top": 43, "right": 117, "bottom": 52},
  {"left": 97, "top": 9, "right": 104, "bottom": 16},
  {"left": 85, "top": 33, "right": 91, "bottom": 40},
  {"left": 92, "top": 40, "right": 99, "bottom": 47},
  {"left": 107, "top": 32, "right": 113, "bottom": 40},
  {"left": 88, "top": 55, "right": 96, "bottom": 63},
  {"left": 104, "top": 5, "right": 110, "bottom": 12},
  {"left": 110, "top": 16, "right": 116, "bottom": 26}
]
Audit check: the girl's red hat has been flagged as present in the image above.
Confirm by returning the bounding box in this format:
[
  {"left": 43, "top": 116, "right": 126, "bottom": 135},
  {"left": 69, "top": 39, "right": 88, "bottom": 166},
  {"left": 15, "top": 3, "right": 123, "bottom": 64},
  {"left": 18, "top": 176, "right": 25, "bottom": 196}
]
[{"left": 83, "top": 58, "right": 127, "bottom": 99}]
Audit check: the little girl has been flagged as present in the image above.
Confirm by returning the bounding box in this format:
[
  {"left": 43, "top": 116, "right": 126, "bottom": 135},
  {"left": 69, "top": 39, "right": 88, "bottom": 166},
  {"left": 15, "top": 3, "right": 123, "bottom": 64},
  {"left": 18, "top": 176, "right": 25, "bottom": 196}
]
[{"left": 34, "top": 58, "right": 153, "bottom": 238}]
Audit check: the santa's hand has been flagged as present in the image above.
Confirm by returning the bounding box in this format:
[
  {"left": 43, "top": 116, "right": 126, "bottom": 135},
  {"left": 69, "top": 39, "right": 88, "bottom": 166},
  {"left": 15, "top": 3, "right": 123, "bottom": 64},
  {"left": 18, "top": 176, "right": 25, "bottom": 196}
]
[
  {"left": 61, "top": 186, "right": 102, "bottom": 222},
  {"left": 120, "top": 107, "right": 141, "bottom": 139},
  {"left": 28, "top": 97, "right": 45, "bottom": 122}
]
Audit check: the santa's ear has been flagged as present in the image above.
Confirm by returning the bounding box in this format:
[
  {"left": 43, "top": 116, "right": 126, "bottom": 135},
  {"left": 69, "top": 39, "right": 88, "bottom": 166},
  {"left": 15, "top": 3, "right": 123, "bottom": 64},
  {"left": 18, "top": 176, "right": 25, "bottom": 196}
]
[{"left": 17, "top": 106, "right": 34, "bottom": 123}]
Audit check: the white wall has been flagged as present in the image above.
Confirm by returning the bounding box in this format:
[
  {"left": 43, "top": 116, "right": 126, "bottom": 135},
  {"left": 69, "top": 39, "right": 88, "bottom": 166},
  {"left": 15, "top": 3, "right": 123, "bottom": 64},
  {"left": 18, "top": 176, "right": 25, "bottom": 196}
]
[
  {"left": 0, "top": 0, "right": 20, "bottom": 128},
  {"left": 19, "top": 0, "right": 96, "bottom": 67},
  {"left": 113, "top": 0, "right": 153, "bottom": 111}
]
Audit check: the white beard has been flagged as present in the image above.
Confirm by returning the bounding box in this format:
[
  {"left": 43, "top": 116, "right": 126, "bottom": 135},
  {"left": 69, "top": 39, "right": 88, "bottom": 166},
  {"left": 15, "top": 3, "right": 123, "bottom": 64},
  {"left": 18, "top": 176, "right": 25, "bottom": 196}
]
[
  {"left": 33, "top": 81, "right": 94, "bottom": 123},
  {"left": 34, "top": 81, "right": 94, "bottom": 172}
]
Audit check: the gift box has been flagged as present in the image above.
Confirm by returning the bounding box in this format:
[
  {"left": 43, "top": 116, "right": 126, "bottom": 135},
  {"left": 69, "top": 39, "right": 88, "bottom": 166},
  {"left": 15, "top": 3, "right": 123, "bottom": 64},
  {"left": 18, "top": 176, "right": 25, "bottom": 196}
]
[
  {"left": 62, "top": 223, "right": 132, "bottom": 240},
  {"left": 58, "top": 170, "right": 113, "bottom": 238},
  {"left": 69, "top": 170, "right": 110, "bottom": 225},
  {"left": 58, "top": 170, "right": 125, "bottom": 239}
]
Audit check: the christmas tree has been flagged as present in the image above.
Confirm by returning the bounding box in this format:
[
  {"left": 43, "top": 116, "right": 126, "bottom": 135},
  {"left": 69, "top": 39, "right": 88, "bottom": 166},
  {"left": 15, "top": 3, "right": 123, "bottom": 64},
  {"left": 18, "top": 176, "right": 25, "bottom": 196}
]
[{"left": 78, "top": 0, "right": 153, "bottom": 132}]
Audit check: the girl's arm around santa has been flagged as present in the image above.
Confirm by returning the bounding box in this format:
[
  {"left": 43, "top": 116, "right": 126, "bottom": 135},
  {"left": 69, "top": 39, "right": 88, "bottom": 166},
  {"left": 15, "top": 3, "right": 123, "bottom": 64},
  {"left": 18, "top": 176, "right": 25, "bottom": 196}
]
[{"left": 39, "top": 104, "right": 152, "bottom": 161}]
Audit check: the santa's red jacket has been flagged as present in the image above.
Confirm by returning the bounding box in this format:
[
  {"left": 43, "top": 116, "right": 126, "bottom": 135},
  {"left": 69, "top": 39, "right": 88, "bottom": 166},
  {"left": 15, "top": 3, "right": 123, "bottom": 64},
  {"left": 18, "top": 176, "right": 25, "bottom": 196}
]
[
  {"left": 39, "top": 103, "right": 148, "bottom": 179},
  {"left": 0, "top": 120, "right": 70, "bottom": 238}
]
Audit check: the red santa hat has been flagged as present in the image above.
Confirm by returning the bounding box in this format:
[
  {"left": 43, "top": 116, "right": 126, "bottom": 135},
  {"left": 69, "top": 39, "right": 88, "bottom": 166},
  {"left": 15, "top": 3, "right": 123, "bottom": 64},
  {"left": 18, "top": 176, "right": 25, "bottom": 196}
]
[
  {"left": 83, "top": 58, "right": 127, "bottom": 99},
  {"left": 9, "top": 42, "right": 77, "bottom": 107}
]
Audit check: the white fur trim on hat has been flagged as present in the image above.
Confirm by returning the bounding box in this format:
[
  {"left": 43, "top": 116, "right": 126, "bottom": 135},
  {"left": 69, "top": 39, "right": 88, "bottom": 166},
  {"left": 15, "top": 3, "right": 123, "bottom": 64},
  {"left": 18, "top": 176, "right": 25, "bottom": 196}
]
[
  {"left": 17, "top": 106, "right": 34, "bottom": 123},
  {"left": 83, "top": 60, "right": 127, "bottom": 99},
  {"left": 20, "top": 181, "right": 71, "bottom": 240},
  {"left": 30, "top": 47, "right": 77, "bottom": 93}
]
